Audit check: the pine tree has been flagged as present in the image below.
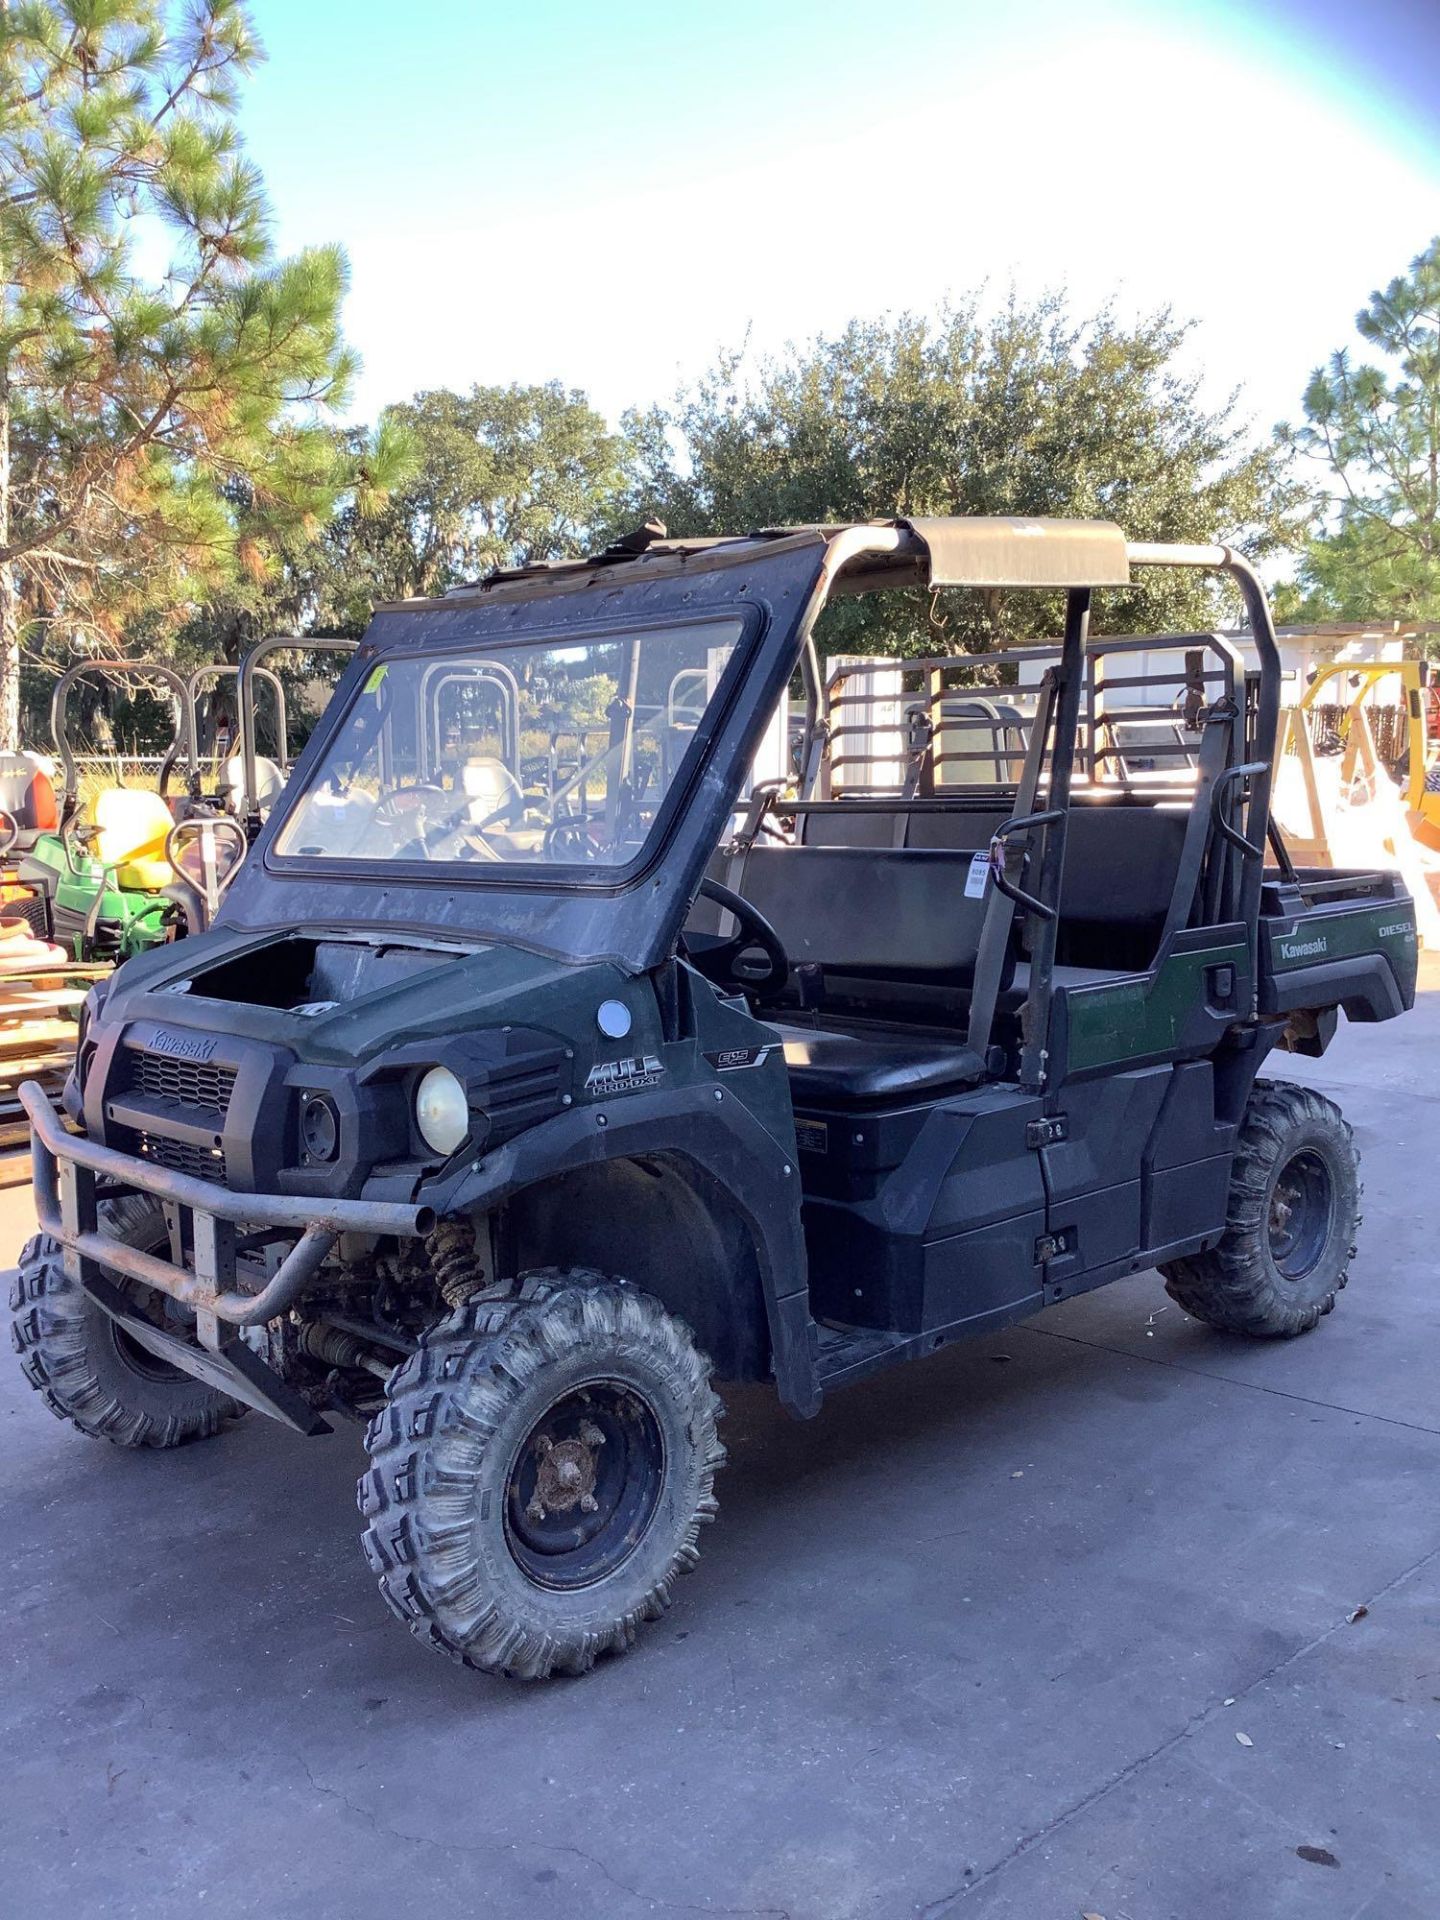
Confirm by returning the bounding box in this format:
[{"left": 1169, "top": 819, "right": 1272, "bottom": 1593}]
[
  {"left": 1277, "top": 236, "right": 1440, "bottom": 623},
  {"left": 0, "top": 0, "right": 356, "bottom": 747}
]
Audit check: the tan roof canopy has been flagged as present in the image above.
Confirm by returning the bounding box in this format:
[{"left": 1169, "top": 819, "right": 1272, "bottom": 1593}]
[{"left": 900, "top": 516, "right": 1131, "bottom": 589}]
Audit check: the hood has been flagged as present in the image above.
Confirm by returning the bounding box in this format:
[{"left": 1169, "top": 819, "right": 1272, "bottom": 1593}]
[{"left": 98, "top": 923, "right": 617, "bottom": 1068}]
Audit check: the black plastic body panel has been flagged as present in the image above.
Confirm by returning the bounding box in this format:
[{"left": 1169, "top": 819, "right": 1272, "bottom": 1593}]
[
  {"left": 800, "top": 1087, "right": 1045, "bottom": 1335},
  {"left": 1261, "top": 952, "right": 1408, "bottom": 1023}
]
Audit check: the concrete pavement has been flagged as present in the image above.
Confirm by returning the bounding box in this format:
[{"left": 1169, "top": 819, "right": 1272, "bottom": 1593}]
[{"left": 1, "top": 976, "right": 1437, "bottom": 1920}]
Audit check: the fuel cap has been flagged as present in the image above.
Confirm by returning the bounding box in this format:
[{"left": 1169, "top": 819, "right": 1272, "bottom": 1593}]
[{"left": 596, "top": 1000, "right": 632, "bottom": 1039}]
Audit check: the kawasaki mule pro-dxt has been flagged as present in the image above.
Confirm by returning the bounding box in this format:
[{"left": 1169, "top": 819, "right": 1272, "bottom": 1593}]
[{"left": 12, "top": 519, "right": 1416, "bottom": 1679}]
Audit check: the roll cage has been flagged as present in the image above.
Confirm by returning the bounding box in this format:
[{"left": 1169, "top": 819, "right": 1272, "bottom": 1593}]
[
  {"left": 218, "top": 521, "right": 1285, "bottom": 1015},
  {"left": 49, "top": 659, "right": 199, "bottom": 815}
]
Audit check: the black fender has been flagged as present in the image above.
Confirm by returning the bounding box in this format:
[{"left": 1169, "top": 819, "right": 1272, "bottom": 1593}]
[
  {"left": 426, "top": 1082, "right": 820, "bottom": 1417},
  {"left": 1261, "top": 953, "right": 1408, "bottom": 1024}
]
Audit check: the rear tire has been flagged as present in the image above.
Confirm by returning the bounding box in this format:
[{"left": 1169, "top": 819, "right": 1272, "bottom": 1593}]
[
  {"left": 358, "top": 1268, "right": 725, "bottom": 1680},
  {"left": 9, "top": 1195, "right": 246, "bottom": 1447},
  {"left": 1160, "top": 1080, "right": 1360, "bottom": 1337}
]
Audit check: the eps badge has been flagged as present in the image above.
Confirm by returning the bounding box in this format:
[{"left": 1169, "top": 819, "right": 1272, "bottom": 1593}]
[{"left": 584, "top": 1053, "right": 666, "bottom": 1096}]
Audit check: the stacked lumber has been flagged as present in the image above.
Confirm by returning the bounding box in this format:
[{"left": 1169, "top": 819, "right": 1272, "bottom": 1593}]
[{"left": 0, "top": 920, "right": 107, "bottom": 1187}]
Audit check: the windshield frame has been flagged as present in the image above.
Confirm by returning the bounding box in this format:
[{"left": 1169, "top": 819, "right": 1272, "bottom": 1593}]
[{"left": 263, "top": 605, "right": 762, "bottom": 894}]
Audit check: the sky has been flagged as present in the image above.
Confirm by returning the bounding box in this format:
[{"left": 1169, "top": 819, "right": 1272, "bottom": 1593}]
[{"left": 237, "top": 0, "right": 1440, "bottom": 446}]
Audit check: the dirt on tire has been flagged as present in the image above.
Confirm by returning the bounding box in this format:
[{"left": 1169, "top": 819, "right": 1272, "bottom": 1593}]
[
  {"left": 358, "top": 1268, "right": 725, "bottom": 1680},
  {"left": 1160, "top": 1079, "right": 1360, "bottom": 1337},
  {"left": 9, "top": 1195, "right": 246, "bottom": 1447}
]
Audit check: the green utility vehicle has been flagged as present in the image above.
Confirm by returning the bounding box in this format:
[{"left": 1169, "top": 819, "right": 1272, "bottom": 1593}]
[
  {"left": 11, "top": 519, "right": 1416, "bottom": 1680},
  {"left": 19, "top": 660, "right": 257, "bottom": 961}
]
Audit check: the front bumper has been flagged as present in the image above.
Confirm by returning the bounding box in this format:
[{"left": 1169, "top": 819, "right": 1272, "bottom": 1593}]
[{"left": 23, "top": 1080, "right": 434, "bottom": 1332}]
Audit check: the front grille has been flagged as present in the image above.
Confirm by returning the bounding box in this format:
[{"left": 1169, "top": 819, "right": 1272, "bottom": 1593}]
[
  {"left": 130, "top": 1052, "right": 237, "bottom": 1116},
  {"left": 136, "top": 1132, "right": 228, "bottom": 1184}
]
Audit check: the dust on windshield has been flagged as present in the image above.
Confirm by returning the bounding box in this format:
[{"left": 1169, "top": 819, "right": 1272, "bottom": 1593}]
[{"left": 272, "top": 618, "right": 746, "bottom": 870}]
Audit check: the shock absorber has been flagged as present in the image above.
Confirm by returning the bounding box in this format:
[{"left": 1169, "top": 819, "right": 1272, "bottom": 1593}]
[{"left": 425, "top": 1216, "right": 489, "bottom": 1309}]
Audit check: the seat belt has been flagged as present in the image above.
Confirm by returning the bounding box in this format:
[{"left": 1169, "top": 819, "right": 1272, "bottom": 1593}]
[{"left": 965, "top": 672, "right": 1056, "bottom": 1065}]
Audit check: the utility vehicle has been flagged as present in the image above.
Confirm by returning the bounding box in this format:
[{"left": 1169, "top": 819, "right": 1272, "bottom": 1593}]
[
  {"left": 11, "top": 518, "right": 1417, "bottom": 1680},
  {"left": 17, "top": 645, "right": 329, "bottom": 960},
  {"left": 19, "top": 660, "right": 246, "bottom": 959}
]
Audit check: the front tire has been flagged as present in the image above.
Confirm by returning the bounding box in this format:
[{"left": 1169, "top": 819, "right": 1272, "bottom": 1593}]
[
  {"left": 358, "top": 1269, "right": 725, "bottom": 1680},
  {"left": 1160, "top": 1080, "right": 1360, "bottom": 1336},
  {"left": 9, "top": 1195, "right": 246, "bottom": 1446}
]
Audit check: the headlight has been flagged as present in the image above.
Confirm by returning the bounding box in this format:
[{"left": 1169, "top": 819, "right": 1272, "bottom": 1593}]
[{"left": 414, "top": 1065, "right": 469, "bottom": 1156}]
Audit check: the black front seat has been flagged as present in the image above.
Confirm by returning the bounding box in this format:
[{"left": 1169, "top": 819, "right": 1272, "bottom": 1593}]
[{"left": 771, "top": 1024, "right": 984, "bottom": 1106}]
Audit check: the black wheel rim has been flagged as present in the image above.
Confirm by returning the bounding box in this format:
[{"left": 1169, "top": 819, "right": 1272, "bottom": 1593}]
[
  {"left": 109, "top": 1317, "right": 187, "bottom": 1382},
  {"left": 1268, "top": 1149, "right": 1335, "bottom": 1281},
  {"left": 106, "top": 1236, "right": 190, "bottom": 1383},
  {"left": 504, "top": 1381, "right": 665, "bottom": 1590}
]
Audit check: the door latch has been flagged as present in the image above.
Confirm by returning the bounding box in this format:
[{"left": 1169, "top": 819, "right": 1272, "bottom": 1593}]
[{"left": 1205, "top": 962, "right": 1238, "bottom": 1008}]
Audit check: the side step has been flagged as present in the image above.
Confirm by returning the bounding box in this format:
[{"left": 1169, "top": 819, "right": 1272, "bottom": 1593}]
[
  {"left": 815, "top": 1321, "right": 946, "bottom": 1392},
  {"left": 815, "top": 1299, "right": 1032, "bottom": 1394}
]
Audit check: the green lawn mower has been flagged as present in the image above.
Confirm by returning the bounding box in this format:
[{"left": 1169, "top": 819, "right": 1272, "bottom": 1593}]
[{"left": 19, "top": 662, "right": 246, "bottom": 963}]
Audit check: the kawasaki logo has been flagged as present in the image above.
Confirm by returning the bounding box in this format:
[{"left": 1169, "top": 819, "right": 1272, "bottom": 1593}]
[
  {"left": 145, "top": 1027, "right": 219, "bottom": 1063},
  {"left": 1279, "top": 936, "right": 1328, "bottom": 962}
]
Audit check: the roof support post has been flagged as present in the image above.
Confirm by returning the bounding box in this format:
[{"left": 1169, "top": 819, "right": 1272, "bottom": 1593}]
[
  {"left": 238, "top": 637, "right": 358, "bottom": 831},
  {"left": 1019, "top": 586, "right": 1090, "bottom": 1091}
]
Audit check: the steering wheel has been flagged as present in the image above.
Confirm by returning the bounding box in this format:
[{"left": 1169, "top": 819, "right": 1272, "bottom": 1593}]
[
  {"left": 372, "top": 784, "right": 450, "bottom": 829},
  {"left": 374, "top": 783, "right": 520, "bottom": 861},
  {"left": 684, "top": 877, "right": 789, "bottom": 1001},
  {"left": 543, "top": 815, "right": 599, "bottom": 862},
  {"left": 164, "top": 815, "right": 249, "bottom": 932}
]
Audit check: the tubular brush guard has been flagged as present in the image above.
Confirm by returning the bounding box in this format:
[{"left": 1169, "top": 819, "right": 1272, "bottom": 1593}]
[{"left": 20, "top": 1079, "right": 434, "bottom": 1342}]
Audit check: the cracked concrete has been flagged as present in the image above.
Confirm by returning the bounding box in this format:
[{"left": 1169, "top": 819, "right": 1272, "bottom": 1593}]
[{"left": 2, "top": 968, "right": 1437, "bottom": 1919}]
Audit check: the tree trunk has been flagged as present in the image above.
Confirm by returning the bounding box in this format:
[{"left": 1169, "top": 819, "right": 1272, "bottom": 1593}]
[{"left": 0, "top": 372, "right": 18, "bottom": 753}]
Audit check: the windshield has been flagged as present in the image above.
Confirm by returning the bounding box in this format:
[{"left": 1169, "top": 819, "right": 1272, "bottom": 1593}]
[{"left": 273, "top": 618, "right": 746, "bottom": 871}]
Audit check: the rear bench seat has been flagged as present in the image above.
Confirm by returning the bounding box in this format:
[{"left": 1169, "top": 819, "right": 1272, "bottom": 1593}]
[
  {"left": 796, "top": 799, "right": 1188, "bottom": 968},
  {"left": 704, "top": 799, "right": 1190, "bottom": 1106}
]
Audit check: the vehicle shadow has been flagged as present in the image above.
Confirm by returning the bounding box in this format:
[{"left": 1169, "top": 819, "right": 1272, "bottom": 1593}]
[{"left": 8, "top": 1296, "right": 1144, "bottom": 1720}]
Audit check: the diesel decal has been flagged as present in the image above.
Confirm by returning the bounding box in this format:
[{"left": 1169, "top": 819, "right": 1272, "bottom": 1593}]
[
  {"left": 1379, "top": 920, "right": 1416, "bottom": 939},
  {"left": 584, "top": 1054, "right": 665, "bottom": 1095},
  {"left": 703, "top": 1044, "right": 775, "bottom": 1072}
]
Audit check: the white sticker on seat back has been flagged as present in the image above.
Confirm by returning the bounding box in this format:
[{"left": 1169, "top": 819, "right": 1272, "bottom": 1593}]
[{"left": 965, "top": 850, "right": 990, "bottom": 899}]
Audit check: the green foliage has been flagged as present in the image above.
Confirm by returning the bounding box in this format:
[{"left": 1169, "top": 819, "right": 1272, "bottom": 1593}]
[
  {"left": 0, "top": 0, "right": 358, "bottom": 745},
  {"left": 168, "top": 417, "right": 416, "bottom": 661},
  {"left": 1276, "top": 236, "right": 1440, "bottom": 625},
  {"left": 177, "top": 382, "right": 626, "bottom": 673},
  {"left": 304, "top": 383, "right": 629, "bottom": 629},
  {"left": 617, "top": 297, "right": 1302, "bottom": 653},
  {"left": 0, "top": 11, "right": 1317, "bottom": 747}
]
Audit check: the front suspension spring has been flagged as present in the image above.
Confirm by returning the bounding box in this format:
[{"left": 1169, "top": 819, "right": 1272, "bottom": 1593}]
[{"left": 426, "top": 1217, "right": 489, "bottom": 1309}]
